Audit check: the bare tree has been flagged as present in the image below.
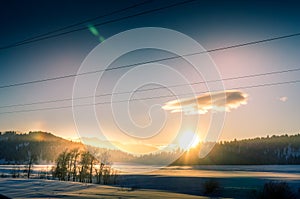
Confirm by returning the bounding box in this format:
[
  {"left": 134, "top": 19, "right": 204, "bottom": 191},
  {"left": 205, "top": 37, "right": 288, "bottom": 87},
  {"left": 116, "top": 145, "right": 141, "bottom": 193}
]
[
  {"left": 71, "top": 148, "right": 80, "bottom": 182},
  {"left": 53, "top": 148, "right": 115, "bottom": 184},
  {"left": 26, "top": 151, "right": 36, "bottom": 178},
  {"left": 79, "top": 151, "right": 91, "bottom": 182},
  {"left": 53, "top": 150, "right": 70, "bottom": 180},
  {"left": 95, "top": 150, "right": 112, "bottom": 184}
]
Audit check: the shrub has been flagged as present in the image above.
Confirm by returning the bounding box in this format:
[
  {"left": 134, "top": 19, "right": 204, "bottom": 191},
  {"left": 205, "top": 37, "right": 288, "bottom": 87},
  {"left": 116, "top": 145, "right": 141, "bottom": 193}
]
[
  {"left": 202, "top": 179, "right": 220, "bottom": 195},
  {"left": 254, "top": 181, "right": 296, "bottom": 199}
]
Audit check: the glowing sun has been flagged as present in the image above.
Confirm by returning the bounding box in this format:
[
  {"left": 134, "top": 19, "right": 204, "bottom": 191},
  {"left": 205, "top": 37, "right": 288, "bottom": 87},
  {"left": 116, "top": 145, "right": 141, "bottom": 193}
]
[{"left": 178, "top": 131, "right": 200, "bottom": 150}]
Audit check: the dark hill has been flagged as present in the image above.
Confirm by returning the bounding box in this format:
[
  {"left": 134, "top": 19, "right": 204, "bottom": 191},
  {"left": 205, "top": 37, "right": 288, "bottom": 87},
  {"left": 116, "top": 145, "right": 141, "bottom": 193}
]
[
  {"left": 175, "top": 134, "right": 300, "bottom": 165},
  {"left": 0, "top": 131, "right": 83, "bottom": 164}
]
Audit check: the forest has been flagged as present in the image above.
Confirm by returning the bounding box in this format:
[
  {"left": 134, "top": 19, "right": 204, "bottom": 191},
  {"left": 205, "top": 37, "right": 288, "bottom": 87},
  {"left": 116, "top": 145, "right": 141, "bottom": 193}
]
[
  {"left": 175, "top": 134, "right": 300, "bottom": 165},
  {"left": 0, "top": 131, "right": 300, "bottom": 165}
]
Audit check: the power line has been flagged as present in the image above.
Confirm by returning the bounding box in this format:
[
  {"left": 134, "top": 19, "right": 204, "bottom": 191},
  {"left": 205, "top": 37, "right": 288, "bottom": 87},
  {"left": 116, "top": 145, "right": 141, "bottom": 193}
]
[
  {"left": 1, "top": 0, "right": 153, "bottom": 48},
  {"left": 231, "top": 79, "right": 300, "bottom": 90},
  {"left": 0, "top": 78, "right": 299, "bottom": 115},
  {"left": 0, "top": 67, "right": 299, "bottom": 109},
  {"left": 0, "top": 0, "right": 198, "bottom": 50},
  {"left": 1, "top": 30, "right": 300, "bottom": 90}
]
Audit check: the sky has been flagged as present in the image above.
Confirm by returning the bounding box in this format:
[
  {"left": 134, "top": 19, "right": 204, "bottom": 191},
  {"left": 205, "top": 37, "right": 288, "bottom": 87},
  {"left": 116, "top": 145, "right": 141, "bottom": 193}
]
[{"left": 1, "top": 0, "right": 300, "bottom": 154}]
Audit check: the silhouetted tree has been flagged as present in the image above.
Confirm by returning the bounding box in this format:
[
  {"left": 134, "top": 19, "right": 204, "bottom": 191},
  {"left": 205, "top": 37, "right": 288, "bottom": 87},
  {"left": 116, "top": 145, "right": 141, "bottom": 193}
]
[{"left": 53, "top": 150, "right": 69, "bottom": 180}]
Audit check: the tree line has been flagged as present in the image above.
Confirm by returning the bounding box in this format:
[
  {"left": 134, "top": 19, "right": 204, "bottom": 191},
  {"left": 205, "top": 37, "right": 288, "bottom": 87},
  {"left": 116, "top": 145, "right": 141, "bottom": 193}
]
[
  {"left": 52, "top": 148, "right": 118, "bottom": 185},
  {"left": 1, "top": 131, "right": 300, "bottom": 166},
  {"left": 0, "top": 131, "right": 84, "bottom": 164},
  {"left": 174, "top": 134, "right": 300, "bottom": 165}
]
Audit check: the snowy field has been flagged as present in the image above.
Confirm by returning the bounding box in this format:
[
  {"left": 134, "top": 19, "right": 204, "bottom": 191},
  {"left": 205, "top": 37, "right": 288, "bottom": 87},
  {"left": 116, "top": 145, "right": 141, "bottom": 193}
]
[
  {"left": 0, "top": 165, "right": 299, "bottom": 198},
  {"left": 0, "top": 178, "right": 207, "bottom": 199}
]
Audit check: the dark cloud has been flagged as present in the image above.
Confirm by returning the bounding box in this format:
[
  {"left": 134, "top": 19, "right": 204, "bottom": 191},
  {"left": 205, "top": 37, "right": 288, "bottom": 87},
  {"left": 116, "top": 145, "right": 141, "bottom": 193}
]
[{"left": 162, "top": 90, "right": 248, "bottom": 115}]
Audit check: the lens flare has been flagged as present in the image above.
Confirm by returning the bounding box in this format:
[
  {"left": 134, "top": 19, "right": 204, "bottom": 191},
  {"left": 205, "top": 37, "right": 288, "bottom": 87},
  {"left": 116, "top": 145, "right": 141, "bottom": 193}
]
[
  {"left": 88, "top": 24, "right": 105, "bottom": 42},
  {"left": 88, "top": 24, "right": 99, "bottom": 36},
  {"left": 178, "top": 131, "right": 200, "bottom": 150}
]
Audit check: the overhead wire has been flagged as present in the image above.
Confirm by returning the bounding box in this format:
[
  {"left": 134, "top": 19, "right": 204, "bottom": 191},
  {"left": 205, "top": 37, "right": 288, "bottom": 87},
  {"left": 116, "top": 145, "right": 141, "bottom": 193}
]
[
  {"left": 0, "top": 0, "right": 299, "bottom": 115},
  {"left": 1, "top": 30, "right": 300, "bottom": 90},
  {"left": 0, "top": 67, "right": 299, "bottom": 109},
  {"left": 0, "top": 78, "right": 299, "bottom": 115},
  {"left": 0, "top": 0, "right": 198, "bottom": 50},
  {"left": 0, "top": 0, "right": 153, "bottom": 48}
]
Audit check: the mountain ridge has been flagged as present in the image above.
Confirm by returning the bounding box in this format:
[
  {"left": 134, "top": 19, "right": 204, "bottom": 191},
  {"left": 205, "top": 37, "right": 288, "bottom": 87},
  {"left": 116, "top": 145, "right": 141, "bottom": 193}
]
[{"left": 0, "top": 131, "right": 299, "bottom": 165}]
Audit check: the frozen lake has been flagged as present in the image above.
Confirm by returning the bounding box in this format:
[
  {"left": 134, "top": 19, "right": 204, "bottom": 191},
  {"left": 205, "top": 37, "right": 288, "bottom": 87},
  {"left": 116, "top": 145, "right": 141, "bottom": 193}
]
[
  {"left": 0, "top": 164, "right": 299, "bottom": 198},
  {"left": 0, "top": 164, "right": 299, "bottom": 179}
]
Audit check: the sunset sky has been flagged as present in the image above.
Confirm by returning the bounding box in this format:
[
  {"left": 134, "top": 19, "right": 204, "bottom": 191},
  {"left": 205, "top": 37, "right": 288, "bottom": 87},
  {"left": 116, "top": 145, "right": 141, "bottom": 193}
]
[{"left": 0, "top": 0, "right": 300, "bottom": 153}]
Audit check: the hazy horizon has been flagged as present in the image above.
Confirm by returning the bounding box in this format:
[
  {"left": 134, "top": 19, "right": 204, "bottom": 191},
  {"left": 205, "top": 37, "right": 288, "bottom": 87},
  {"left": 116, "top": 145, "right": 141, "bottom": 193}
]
[{"left": 1, "top": 0, "right": 300, "bottom": 155}]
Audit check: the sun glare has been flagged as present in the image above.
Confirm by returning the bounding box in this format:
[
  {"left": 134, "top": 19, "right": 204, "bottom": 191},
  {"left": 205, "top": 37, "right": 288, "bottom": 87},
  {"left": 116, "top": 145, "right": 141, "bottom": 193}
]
[{"left": 178, "top": 131, "right": 200, "bottom": 150}]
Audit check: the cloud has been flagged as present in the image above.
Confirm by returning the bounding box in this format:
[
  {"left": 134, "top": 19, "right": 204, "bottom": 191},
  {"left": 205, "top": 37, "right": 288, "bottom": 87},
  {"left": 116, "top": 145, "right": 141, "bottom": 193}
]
[
  {"left": 162, "top": 90, "right": 248, "bottom": 115},
  {"left": 279, "top": 96, "right": 288, "bottom": 102}
]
